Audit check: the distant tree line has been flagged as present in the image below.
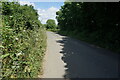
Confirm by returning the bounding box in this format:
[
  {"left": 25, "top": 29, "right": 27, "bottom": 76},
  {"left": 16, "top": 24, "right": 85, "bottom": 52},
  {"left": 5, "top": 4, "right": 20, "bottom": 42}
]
[
  {"left": 56, "top": 2, "right": 120, "bottom": 53},
  {"left": 44, "top": 19, "right": 58, "bottom": 32}
]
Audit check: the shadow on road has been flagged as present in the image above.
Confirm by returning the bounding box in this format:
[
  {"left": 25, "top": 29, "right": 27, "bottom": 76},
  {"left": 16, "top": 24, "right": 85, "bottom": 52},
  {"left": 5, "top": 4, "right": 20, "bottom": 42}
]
[{"left": 56, "top": 35, "right": 119, "bottom": 78}]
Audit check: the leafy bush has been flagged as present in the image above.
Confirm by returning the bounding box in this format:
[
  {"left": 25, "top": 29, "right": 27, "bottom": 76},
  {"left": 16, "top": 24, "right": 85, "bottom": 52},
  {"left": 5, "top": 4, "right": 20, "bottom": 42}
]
[{"left": 1, "top": 1, "right": 46, "bottom": 78}]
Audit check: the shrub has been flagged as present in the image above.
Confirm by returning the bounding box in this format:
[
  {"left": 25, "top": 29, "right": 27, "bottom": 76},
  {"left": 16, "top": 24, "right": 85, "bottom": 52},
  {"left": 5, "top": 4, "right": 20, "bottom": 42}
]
[{"left": 1, "top": 1, "right": 46, "bottom": 78}]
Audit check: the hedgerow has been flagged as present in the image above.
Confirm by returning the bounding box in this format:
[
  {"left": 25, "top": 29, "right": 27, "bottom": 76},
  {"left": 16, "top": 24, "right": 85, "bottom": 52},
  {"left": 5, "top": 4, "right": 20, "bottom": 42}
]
[
  {"left": 0, "top": 1, "right": 46, "bottom": 78},
  {"left": 56, "top": 2, "right": 120, "bottom": 53}
]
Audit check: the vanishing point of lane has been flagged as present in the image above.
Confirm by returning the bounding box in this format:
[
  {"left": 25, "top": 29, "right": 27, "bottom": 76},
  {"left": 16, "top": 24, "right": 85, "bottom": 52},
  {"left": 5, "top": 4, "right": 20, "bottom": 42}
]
[{"left": 42, "top": 31, "right": 119, "bottom": 78}]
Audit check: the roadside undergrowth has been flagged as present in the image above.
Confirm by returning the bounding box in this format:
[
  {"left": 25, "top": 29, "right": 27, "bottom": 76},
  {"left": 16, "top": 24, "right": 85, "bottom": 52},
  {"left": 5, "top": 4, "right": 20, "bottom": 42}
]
[{"left": 1, "top": 1, "right": 46, "bottom": 78}]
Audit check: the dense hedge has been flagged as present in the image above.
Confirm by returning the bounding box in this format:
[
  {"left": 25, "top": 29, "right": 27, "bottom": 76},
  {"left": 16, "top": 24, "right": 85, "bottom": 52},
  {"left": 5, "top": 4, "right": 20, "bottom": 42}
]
[
  {"left": 1, "top": 1, "right": 46, "bottom": 78},
  {"left": 56, "top": 2, "right": 120, "bottom": 53}
]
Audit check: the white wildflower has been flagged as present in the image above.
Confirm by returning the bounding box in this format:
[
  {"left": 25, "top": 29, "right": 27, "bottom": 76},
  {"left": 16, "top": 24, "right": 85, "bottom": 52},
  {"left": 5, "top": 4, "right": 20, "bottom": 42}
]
[
  {"left": 16, "top": 66, "right": 20, "bottom": 68},
  {"left": 10, "top": 16, "right": 13, "bottom": 18},
  {"left": 16, "top": 51, "right": 23, "bottom": 56},
  {"left": 15, "top": 37, "right": 19, "bottom": 41},
  {"left": 12, "top": 66, "right": 15, "bottom": 69},
  {"left": 36, "top": 38, "right": 38, "bottom": 41},
  {"left": 17, "top": 53, "right": 22, "bottom": 56}
]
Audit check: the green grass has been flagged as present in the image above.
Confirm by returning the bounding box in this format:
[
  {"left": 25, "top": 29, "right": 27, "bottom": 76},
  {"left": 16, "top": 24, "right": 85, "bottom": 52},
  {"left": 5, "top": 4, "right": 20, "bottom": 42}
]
[{"left": 47, "top": 29, "right": 59, "bottom": 32}]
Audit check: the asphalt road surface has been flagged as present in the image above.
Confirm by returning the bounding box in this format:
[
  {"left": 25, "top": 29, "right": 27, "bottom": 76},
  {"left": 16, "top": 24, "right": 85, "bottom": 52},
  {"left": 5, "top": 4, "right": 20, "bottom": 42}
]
[{"left": 42, "top": 31, "right": 119, "bottom": 78}]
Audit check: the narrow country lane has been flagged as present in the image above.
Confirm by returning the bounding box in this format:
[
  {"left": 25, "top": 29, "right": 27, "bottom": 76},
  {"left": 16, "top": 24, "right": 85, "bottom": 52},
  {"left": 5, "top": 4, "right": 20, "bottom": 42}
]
[
  {"left": 42, "top": 31, "right": 66, "bottom": 78},
  {"left": 42, "top": 31, "right": 119, "bottom": 78}
]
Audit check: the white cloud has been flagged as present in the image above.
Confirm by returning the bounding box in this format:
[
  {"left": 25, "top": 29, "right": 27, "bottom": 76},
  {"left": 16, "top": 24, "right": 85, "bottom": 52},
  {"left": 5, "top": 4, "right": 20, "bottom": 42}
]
[
  {"left": 38, "top": 7, "right": 59, "bottom": 24},
  {"left": 19, "top": 1, "right": 35, "bottom": 8},
  {"left": 18, "top": 0, "right": 65, "bottom": 2}
]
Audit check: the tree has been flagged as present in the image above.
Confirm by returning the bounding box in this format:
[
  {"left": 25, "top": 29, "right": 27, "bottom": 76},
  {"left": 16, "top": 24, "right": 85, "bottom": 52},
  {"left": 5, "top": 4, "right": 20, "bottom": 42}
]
[
  {"left": 56, "top": 2, "right": 120, "bottom": 53},
  {"left": 46, "top": 19, "right": 56, "bottom": 29}
]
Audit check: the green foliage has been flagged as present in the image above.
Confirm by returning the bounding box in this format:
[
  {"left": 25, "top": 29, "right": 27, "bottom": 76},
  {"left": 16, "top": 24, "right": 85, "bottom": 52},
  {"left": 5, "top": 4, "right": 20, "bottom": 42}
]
[
  {"left": 1, "top": 1, "right": 46, "bottom": 78},
  {"left": 56, "top": 2, "right": 120, "bottom": 53},
  {"left": 45, "top": 19, "right": 57, "bottom": 30}
]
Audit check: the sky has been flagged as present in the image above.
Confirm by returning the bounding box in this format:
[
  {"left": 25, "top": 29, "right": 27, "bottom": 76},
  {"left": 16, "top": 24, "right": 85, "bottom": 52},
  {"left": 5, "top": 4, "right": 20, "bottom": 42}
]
[
  {"left": 18, "top": 0, "right": 65, "bottom": 2},
  {"left": 19, "top": 1, "right": 64, "bottom": 24}
]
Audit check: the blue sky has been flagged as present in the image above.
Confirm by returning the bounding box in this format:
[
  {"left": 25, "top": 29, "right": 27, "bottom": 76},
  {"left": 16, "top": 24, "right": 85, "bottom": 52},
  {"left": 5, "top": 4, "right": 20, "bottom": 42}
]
[
  {"left": 19, "top": 1, "right": 64, "bottom": 24},
  {"left": 34, "top": 2, "right": 64, "bottom": 9},
  {"left": 19, "top": 0, "right": 65, "bottom": 2}
]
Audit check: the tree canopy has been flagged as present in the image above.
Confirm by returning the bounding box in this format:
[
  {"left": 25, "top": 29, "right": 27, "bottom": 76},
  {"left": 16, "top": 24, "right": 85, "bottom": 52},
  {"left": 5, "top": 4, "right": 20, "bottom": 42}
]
[
  {"left": 56, "top": 2, "right": 120, "bottom": 53},
  {"left": 46, "top": 19, "right": 57, "bottom": 29}
]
